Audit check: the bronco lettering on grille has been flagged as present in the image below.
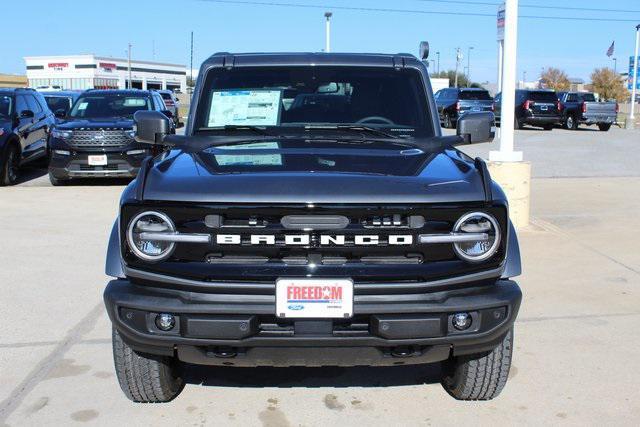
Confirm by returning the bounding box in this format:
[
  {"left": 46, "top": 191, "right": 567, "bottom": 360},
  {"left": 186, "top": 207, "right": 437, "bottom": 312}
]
[{"left": 215, "top": 234, "right": 413, "bottom": 246}]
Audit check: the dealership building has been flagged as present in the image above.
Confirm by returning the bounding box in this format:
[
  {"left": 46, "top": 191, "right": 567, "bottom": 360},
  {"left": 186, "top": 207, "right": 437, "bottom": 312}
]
[{"left": 24, "top": 55, "right": 187, "bottom": 92}]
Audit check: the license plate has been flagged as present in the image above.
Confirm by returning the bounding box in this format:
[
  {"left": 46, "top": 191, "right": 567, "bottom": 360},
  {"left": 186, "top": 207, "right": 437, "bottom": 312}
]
[
  {"left": 88, "top": 155, "right": 107, "bottom": 166},
  {"left": 471, "top": 107, "right": 481, "bottom": 112},
  {"left": 276, "top": 278, "right": 353, "bottom": 318},
  {"left": 541, "top": 105, "right": 549, "bottom": 111}
]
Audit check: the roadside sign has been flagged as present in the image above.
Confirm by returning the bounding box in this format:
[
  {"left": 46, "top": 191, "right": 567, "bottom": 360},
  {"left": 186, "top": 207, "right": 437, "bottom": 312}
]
[
  {"left": 497, "top": 3, "right": 505, "bottom": 41},
  {"left": 629, "top": 56, "right": 640, "bottom": 90}
]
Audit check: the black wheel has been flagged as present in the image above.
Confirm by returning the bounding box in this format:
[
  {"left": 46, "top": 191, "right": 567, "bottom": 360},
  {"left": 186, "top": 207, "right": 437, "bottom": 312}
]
[
  {"left": 112, "top": 329, "right": 184, "bottom": 403},
  {"left": 48, "top": 171, "right": 68, "bottom": 186},
  {"left": 441, "top": 329, "right": 513, "bottom": 401},
  {"left": 542, "top": 124, "right": 553, "bottom": 131},
  {"left": 514, "top": 117, "right": 522, "bottom": 130},
  {"left": 443, "top": 114, "right": 453, "bottom": 129},
  {"left": 598, "top": 123, "right": 612, "bottom": 132},
  {"left": 566, "top": 114, "right": 579, "bottom": 130},
  {"left": 0, "top": 143, "right": 20, "bottom": 186}
]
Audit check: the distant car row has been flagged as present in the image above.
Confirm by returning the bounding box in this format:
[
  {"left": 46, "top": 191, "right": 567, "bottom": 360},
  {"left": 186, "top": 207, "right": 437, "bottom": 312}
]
[
  {"left": 435, "top": 88, "right": 618, "bottom": 132},
  {"left": 0, "top": 87, "right": 180, "bottom": 186}
]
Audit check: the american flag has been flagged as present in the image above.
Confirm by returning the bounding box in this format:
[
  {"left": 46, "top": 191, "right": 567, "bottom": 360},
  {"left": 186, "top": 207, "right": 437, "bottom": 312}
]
[{"left": 606, "top": 41, "right": 615, "bottom": 57}]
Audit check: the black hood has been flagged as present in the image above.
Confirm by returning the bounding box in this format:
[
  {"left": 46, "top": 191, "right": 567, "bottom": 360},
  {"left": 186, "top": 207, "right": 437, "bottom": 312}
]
[
  {"left": 56, "top": 118, "right": 134, "bottom": 130},
  {"left": 141, "top": 138, "right": 488, "bottom": 204}
]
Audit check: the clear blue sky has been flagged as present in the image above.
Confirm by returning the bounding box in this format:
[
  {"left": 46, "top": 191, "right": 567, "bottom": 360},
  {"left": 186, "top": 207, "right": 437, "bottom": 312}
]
[{"left": 2, "top": 0, "right": 639, "bottom": 83}]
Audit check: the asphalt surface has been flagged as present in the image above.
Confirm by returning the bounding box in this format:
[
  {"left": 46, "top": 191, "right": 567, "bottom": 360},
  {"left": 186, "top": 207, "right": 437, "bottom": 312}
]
[{"left": 1, "top": 126, "right": 639, "bottom": 426}]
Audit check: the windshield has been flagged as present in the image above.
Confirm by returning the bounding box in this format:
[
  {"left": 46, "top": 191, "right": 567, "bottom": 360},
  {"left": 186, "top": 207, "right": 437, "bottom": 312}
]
[
  {"left": 529, "top": 91, "right": 558, "bottom": 102},
  {"left": 0, "top": 95, "right": 13, "bottom": 119},
  {"left": 195, "top": 66, "right": 434, "bottom": 137},
  {"left": 459, "top": 90, "right": 492, "bottom": 101},
  {"left": 68, "top": 93, "right": 152, "bottom": 119},
  {"left": 45, "top": 96, "right": 72, "bottom": 114}
]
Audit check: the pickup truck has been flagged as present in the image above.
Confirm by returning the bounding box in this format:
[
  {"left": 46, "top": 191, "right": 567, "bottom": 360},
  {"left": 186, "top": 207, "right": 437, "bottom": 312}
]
[
  {"left": 434, "top": 88, "right": 494, "bottom": 129},
  {"left": 103, "top": 52, "right": 522, "bottom": 403},
  {"left": 557, "top": 92, "right": 618, "bottom": 131}
]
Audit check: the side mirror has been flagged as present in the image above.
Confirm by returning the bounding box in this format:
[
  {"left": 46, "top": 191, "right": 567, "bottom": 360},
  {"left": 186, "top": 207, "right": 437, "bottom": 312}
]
[
  {"left": 54, "top": 109, "right": 66, "bottom": 119},
  {"left": 161, "top": 110, "right": 174, "bottom": 118},
  {"left": 134, "top": 110, "right": 171, "bottom": 144},
  {"left": 20, "top": 110, "right": 34, "bottom": 119},
  {"left": 456, "top": 112, "right": 495, "bottom": 144}
]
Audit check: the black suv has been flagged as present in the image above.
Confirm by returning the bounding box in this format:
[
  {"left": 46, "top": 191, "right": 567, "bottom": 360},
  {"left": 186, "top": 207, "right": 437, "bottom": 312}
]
[
  {"left": 495, "top": 89, "right": 561, "bottom": 130},
  {"left": 48, "top": 89, "right": 175, "bottom": 185},
  {"left": 104, "top": 52, "right": 522, "bottom": 403},
  {"left": 0, "top": 88, "right": 55, "bottom": 185},
  {"left": 434, "top": 88, "right": 494, "bottom": 128}
]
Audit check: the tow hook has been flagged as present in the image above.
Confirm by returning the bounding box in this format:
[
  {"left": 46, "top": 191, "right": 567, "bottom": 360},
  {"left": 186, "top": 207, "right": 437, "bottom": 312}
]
[
  {"left": 206, "top": 347, "right": 237, "bottom": 358},
  {"left": 391, "top": 346, "right": 420, "bottom": 358}
]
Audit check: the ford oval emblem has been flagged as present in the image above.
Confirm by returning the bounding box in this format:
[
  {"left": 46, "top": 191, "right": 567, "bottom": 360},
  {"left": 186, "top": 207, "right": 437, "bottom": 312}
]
[{"left": 288, "top": 304, "right": 305, "bottom": 311}]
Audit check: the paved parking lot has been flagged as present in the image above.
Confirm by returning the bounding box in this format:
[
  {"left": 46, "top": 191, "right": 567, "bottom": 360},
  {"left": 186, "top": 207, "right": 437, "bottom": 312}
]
[{"left": 1, "top": 126, "right": 639, "bottom": 426}]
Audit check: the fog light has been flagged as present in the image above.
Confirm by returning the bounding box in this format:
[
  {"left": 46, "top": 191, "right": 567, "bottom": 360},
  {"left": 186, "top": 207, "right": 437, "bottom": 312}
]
[
  {"left": 155, "top": 313, "right": 175, "bottom": 331},
  {"left": 452, "top": 312, "right": 472, "bottom": 331}
]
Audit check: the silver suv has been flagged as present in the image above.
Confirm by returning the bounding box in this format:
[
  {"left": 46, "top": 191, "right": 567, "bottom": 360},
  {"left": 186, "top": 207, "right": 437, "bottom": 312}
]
[{"left": 156, "top": 90, "right": 181, "bottom": 127}]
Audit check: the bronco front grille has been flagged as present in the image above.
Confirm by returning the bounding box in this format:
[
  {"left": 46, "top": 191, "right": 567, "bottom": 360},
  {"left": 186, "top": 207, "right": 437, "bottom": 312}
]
[{"left": 67, "top": 129, "right": 132, "bottom": 149}]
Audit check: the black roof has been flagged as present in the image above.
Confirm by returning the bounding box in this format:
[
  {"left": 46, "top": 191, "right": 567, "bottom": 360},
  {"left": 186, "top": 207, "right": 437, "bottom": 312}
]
[
  {"left": 202, "top": 52, "right": 423, "bottom": 69},
  {"left": 39, "top": 90, "right": 83, "bottom": 97},
  {"left": 82, "top": 89, "right": 154, "bottom": 96},
  {"left": 0, "top": 87, "right": 37, "bottom": 94}
]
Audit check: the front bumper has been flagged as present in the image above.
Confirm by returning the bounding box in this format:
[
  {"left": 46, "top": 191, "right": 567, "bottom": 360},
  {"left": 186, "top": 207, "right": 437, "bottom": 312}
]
[
  {"left": 49, "top": 150, "right": 149, "bottom": 179},
  {"left": 104, "top": 278, "right": 522, "bottom": 367}
]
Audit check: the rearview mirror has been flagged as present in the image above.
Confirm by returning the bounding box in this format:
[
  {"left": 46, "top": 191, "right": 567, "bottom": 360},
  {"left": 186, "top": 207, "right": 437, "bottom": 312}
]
[
  {"left": 54, "top": 109, "right": 66, "bottom": 119},
  {"left": 456, "top": 112, "right": 495, "bottom": 144},
  {"left": 134, "top": 110, "right": 171, "bottom": 144}
]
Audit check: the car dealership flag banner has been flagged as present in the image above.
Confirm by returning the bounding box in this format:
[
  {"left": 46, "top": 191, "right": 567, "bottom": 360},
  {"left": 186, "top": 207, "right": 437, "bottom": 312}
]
[{"left": 606, "top": 41, "right": 615, "bottom": 57}]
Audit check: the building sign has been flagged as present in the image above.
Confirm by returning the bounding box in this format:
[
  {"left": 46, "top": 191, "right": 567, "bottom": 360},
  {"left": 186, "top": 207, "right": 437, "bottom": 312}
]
[
  {"left": 629, "top": 56, "right": 640, "bottom": 90},
  {"left": 99, "top": 62, "right": 116, "bottom": 72},
  {"left": 48, "top": 62, "right": 68, "bottom": 71},
  {"left": 497, "top": 3, "right": 505, "bottom": 42}
]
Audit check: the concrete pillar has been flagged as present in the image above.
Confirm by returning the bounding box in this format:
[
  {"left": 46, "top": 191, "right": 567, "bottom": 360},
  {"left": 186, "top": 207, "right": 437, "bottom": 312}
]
[{"left": 488, "top": 161, "right": 531, "bottom": 229}]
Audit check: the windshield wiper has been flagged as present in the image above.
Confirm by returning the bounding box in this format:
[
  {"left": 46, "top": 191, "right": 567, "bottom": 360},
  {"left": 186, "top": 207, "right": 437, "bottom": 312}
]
[
  {"left": 302, "top": 124, "right": 399, "bottom": 139},
  {"left": 197, "top": 125, "right": 270, "bottom": 136}
]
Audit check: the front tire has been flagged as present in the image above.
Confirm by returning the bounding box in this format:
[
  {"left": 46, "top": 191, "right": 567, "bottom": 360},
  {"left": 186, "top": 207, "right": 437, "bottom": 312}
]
[
  {"left": 441, "top": 329, "right": 513, "bottom": 401},
  {"left": 0, "top": 143, "right": 20, "bottom": 186},
  {"left": 112, "top": 329, "right": 185, "bottom": 403},
  {"left": 48, "top": 171, "right": 68, "bottom": 186},
  {"left": 598, "top": 123, "right": 612, "bottom": 132},
  {"left": 566, "top": 114, "right": 579, "bottom": 130}
]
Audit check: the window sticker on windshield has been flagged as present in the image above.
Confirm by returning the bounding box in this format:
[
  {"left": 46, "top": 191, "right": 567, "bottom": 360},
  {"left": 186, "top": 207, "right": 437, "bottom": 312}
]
[
  {"left": 77, "top": 102, "right": 88, "bottom": 110},
  {"left": 208, "top": 142, "right": 282, "bottom": 166},
  {"left": 208, "top": 90, "right": 282, "bottom": 127},
  {"left": 123, "top": 98, "right": 147, "bottom": 107}
]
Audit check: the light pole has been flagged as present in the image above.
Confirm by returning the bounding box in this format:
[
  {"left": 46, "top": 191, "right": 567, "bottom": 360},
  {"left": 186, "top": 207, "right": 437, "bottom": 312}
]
[
  {"left": 467, "top": 46, "right": 474, "bottom": 86},
  {"left": 522, "top": 70, "right": 527, "bottom": 89},
  {"left": 628, "top": 24, "right": 640, "bottom": 129},
  {"left": 436, "top": 51, "right": 440, "bottom": 74},
  {"left": 127, "top": 43, "right": 132, "bottom": 89},
  {"left": 324, "top": 12, "right": 332, "bottom": 53},
  {"left": 454, "top": 48, "right": 461, "bottom": 88},
  {"left": 490, "top": 0, "right": 522, "bottom": 162}
]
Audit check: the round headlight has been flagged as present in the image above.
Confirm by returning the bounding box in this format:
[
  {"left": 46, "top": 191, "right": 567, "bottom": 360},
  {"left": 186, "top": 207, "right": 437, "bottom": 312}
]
[
  {"left": 127, "top": 211, "right": 175, "bottom": 261},
  {"left": 453, "top": 212, "right": 501, "bottom": 262}
]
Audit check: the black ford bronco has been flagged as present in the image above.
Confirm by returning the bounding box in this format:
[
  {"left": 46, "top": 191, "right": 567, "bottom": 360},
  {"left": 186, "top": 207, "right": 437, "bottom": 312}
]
[{"left": 104, "top": 52, "right": 522, "bottom": 403}]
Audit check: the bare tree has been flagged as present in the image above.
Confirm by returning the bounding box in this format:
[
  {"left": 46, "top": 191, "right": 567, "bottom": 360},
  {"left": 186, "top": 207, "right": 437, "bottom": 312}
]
[
  {"left": 540, "top": 67, "right": 570, "bottom": 91},
  {"left": 590, "top": 68, "right": 628, "bottom": 102}
]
